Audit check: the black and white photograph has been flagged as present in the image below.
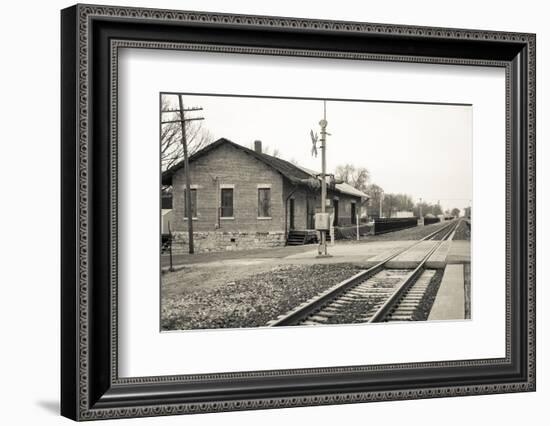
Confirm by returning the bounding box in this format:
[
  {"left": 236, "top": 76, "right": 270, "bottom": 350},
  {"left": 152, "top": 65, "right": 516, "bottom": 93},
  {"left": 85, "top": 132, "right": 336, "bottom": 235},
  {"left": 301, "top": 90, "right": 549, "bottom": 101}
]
[{"left": 160, "top": 93, "right": 472, "bottom": 331}]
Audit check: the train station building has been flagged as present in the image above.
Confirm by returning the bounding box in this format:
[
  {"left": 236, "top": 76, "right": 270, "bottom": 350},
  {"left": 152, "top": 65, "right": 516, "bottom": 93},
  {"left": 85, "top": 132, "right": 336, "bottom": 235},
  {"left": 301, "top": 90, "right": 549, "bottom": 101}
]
[{"left": 162, "top": 138, "right": 369, "bottom": 253}]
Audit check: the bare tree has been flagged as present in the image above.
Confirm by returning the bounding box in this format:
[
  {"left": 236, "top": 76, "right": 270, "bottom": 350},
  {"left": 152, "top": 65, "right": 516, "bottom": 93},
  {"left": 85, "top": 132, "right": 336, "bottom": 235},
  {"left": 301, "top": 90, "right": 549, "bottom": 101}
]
[
  {"left": 365, "top": 183, "right": 384, "bottom": 218},
  {"left": 413, "top": 201, "right": 443, "bottom": 217},
  {"left": 382, "top": 193, "right": 414, "bottom": 217},
  {"left": 161, "top": 97, "right": 214, "bottom": 171},
  {"left": 335, "top": 164, "right": 370, "bottom": 193},
  {"left": 366, "top": 183, "right": 384, "bottom": 200}
]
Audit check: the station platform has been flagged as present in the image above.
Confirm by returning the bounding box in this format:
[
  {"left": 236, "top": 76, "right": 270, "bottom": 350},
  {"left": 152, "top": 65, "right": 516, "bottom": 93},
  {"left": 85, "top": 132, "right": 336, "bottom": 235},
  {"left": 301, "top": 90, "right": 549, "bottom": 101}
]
[{"left": 428, "top": 264, "right": 465, "bottom": 320}]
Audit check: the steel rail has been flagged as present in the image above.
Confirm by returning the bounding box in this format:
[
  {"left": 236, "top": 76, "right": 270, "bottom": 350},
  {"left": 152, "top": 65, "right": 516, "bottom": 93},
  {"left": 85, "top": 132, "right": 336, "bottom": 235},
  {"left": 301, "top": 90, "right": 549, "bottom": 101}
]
[
  {"left": 368, "top": 220, "right": 461, "bottom": 323},
  {"left": 268, "top": 220, "right": 458, "bottom": 327}
]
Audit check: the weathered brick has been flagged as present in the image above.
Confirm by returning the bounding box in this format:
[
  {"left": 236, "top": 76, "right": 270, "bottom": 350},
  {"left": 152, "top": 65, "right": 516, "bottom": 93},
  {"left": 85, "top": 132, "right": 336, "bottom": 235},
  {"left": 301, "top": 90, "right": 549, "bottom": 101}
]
[
  {"left": 172, "top": 231, "right": 286, "bottom": 254},
  {"left": 172, "top": 143, "right": 285, "bottom": 233}
]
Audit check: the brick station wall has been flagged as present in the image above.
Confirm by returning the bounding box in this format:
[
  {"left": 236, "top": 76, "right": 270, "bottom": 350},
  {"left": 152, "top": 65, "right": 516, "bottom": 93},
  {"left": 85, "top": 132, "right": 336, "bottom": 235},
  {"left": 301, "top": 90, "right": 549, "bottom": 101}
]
[
  {"left": 171, "top": 230, "right": 286, "bottom": 254},
  {"left": 330, "top": 192, "right": 362, "bottom": 227},
  {"left": 171, "top": 143, "right": 286, "bottom": 252}
]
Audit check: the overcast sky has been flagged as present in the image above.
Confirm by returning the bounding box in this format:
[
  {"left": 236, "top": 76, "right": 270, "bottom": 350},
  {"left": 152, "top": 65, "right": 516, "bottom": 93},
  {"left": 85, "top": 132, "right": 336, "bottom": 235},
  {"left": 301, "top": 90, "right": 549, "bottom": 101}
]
[{"left": 162, "top": 93, "right": 472, "bottom": 213}]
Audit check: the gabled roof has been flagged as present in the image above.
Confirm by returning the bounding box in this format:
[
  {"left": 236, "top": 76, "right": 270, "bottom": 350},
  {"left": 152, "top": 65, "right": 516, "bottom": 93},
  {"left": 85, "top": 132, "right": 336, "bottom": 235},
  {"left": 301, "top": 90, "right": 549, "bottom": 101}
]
[
  {"left": 162, "top": 138, "right": 369, "bottom": 199},
  {"left": 292, "top": 164, "right": 369, "bottom": 199},
  {"left": 162, "top": 138, "right": 311, "bottom": 185},
  {"left": 334, "top": 182, "right": 370, "bottom": 199}
]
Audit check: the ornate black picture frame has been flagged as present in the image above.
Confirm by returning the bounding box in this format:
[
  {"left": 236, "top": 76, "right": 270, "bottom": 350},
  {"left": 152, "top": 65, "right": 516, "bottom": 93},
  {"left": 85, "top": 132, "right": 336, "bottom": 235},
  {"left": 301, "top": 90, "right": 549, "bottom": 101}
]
[{"left": 61, "top": 4, "right": 536, "bottom": 421}]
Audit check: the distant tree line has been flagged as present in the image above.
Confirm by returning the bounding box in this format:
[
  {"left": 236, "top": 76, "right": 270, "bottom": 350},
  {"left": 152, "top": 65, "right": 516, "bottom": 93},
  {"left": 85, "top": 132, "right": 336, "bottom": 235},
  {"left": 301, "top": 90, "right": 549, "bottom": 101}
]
[
  {"left": 412, "top": 201, "right": 443, "bottom": 218},
  {"left": 335, "top": 163, "right": 465, "bottom": 219},
  {"left": 334, "top": 164, "right": 370, "bottom": 193}
]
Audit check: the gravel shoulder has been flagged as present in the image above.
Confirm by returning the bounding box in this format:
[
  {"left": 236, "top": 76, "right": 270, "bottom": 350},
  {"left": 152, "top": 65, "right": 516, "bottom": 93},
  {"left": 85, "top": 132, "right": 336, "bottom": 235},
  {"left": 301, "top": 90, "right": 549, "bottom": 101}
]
[
  {"left": 161, "top": 263, "right": 364, "bottom": 331},
  {"left": 453, "top": 220, "right": 471, "bottom": 241}
]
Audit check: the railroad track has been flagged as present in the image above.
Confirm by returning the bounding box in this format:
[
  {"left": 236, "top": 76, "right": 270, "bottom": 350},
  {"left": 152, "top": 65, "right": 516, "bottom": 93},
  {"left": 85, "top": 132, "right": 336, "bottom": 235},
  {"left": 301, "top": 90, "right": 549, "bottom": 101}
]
[{"left": 267, "top": 220, "right": 461, "bottom": 327}]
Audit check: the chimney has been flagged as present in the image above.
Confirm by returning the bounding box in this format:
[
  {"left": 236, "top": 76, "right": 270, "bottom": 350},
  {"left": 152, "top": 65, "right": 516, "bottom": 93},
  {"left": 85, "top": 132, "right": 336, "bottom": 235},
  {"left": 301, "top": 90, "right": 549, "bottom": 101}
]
[{"left": 254, "top": 140, "right": 262, "bottom": 154}]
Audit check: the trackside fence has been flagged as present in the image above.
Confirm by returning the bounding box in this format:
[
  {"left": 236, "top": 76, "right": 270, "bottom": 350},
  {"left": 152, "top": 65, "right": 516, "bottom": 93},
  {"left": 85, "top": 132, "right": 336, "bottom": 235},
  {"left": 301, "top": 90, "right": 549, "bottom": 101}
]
[
  {"left": 423, "top": 217, "right": 441, "bottom": 225},
  {"left": 373, "top": 217, "right": 418, "bottom": 235}
]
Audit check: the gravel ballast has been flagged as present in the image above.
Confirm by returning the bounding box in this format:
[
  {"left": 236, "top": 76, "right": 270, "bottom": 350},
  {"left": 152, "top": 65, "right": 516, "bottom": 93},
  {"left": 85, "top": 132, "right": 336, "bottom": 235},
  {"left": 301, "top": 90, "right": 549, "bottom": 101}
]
[
  {"left": 161, "top": 263, "right": 364, "bottom": 331},
  {"left": 417, "top": 269, "right": 444, "bottom": 321}
]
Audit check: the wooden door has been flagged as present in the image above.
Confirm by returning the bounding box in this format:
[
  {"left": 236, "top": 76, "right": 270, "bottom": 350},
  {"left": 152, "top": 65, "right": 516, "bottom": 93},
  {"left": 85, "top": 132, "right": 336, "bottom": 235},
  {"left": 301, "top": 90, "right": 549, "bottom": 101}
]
[
  {"left": 306, "top": 198, "right": 315, "bottom": 229},
  {"left": 289, "top": 199, "right": 295, "bottom": 230}
]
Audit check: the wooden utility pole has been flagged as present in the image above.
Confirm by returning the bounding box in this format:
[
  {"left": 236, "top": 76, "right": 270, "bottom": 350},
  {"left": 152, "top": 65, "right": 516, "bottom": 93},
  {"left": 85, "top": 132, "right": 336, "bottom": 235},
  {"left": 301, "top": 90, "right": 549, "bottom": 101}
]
[
  {"left": 161, "top": 96, "right": 203, "bottom": 254},
  {"left": 178, "top": 95, "right": 195, "bottom": 254}
]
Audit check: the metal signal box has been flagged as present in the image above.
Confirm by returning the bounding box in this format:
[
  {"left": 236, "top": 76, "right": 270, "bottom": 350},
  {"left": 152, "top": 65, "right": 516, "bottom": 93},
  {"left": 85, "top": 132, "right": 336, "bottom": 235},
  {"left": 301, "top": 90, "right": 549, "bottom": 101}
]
[{"left": 315, "top": 213, "right": 331, "bottom": 231}]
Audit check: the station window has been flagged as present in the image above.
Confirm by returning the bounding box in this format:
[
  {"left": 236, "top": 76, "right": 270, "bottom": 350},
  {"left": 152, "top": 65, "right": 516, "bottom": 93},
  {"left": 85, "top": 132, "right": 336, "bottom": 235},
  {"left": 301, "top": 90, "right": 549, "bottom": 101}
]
[
  {"left": 258, "top": 188, "right": 271, "bottom": 217},
  {"left": 220, "top": 188, "right": 234, "bottom": 218}
]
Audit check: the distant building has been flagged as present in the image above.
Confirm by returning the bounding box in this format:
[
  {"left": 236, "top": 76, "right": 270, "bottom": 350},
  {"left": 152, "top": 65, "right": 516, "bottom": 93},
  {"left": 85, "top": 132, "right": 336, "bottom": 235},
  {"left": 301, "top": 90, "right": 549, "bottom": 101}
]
[
  {"left": 395, "top": 211, "right": 414, "bottom": 218},
  {"left": 161, "top": 138, "right": 369, "bottom": 253}
]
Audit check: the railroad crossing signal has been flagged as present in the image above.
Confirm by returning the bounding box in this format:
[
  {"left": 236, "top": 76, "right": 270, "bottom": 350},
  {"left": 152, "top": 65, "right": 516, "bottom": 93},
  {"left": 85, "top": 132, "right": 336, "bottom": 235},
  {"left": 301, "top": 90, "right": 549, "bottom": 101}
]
[{"left": 310, "top": 130, "right": 318, "bottom": 157}]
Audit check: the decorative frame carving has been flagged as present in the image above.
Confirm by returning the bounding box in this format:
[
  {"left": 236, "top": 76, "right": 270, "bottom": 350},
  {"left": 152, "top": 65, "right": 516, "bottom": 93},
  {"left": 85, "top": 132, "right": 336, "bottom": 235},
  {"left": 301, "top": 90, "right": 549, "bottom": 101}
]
[{"left": 61, "top": 4, "right": 535, "bottom": 421}]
